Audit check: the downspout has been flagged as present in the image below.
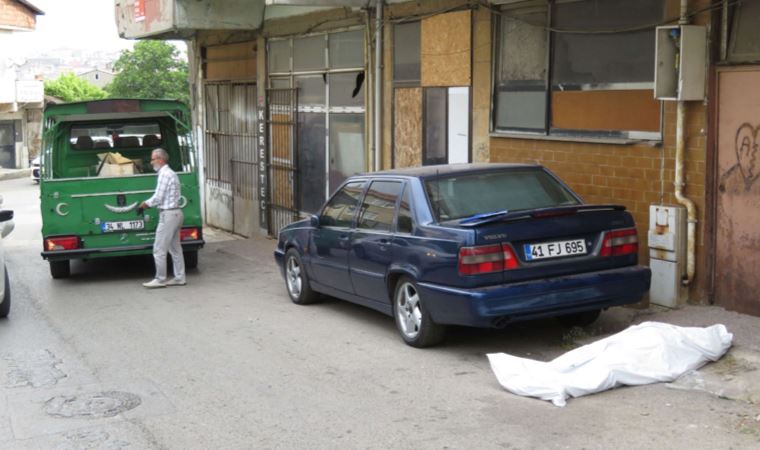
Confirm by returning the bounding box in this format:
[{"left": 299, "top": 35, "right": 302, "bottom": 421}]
[
  {"left": 374, "top": 0, "right": 383, "bottom": 171},
  {"left": 675, "top": 0, "right": 697, "bottom": 286}
]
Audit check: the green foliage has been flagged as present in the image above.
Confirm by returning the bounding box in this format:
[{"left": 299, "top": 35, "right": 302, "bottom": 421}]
[
  {"left": 44, "top": 73, "right": 108, "bottom": 102},
  {"left": 106, "top": 40, "right": 189, "bottom": 106}
]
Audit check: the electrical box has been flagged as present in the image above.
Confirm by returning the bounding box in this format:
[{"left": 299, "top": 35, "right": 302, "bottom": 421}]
[
  {"left": 648, "top": 205, "right": 688, "bottom": 307},
  {"left": 654, "top": 25, "right": 707, "bottom": 101}
]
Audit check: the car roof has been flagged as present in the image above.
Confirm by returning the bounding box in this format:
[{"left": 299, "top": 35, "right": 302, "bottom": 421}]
[{"left": 360, "top": 163, "right": 542, "bottom": 179}]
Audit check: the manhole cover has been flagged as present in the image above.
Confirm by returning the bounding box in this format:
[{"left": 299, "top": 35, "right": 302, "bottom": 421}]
[{"left": 44, "top": 391, "right": 142, "bottom": 419}]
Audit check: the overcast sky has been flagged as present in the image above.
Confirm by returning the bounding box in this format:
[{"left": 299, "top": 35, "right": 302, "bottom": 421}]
[{"left": 8, "top": 0, "right": 134, "bottom": 56}]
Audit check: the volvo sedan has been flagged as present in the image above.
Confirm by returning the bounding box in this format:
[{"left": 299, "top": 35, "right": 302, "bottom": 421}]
[{"left": 274, "top": 164, "right": 651, "bottom": 347}]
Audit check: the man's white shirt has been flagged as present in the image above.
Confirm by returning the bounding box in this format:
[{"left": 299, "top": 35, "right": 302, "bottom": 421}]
[{"left": 146, "top": 165, "right": 181, "bottom": 210}]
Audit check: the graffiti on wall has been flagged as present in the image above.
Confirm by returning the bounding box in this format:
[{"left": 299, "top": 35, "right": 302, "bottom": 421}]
[{"left": 719, "top": 123, "right": 760, "bottom": 194}]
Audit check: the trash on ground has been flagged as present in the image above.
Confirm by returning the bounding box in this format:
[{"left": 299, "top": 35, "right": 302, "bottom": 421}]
[{"left": 487, "top": 321, "right": 733, "bottom": 407}]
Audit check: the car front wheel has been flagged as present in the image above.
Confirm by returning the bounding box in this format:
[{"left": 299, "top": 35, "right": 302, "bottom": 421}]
[
  {"left": 284, "top": 249, "right": 318, "bottom": 305},
  {"left": 393, "top": 277, "right": 445, "bottom": 348}
]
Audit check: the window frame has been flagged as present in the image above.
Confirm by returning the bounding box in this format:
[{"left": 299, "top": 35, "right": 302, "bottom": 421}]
[
  {"left": 394, "top": 181, "right": 415, "bottom": 235},
  {"left": 319, "top": 179, "right": 368, "bottom": 228},
  {"left": 356, "top": 179, "right": 404, "bottom": 232},
  {"left": 490, "top": 1, "right": 664, "bottom": 143}
]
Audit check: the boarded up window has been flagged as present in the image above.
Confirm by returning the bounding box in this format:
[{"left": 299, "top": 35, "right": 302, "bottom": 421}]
[
  {"left": 421, "top": 10, "right": 471, "bottom": 87},
  {"left": 493, "top": 0, "right": 664, "bottom": 138},
  {"left": 205, "top": 42, "right": 256, "bottom": 81}
]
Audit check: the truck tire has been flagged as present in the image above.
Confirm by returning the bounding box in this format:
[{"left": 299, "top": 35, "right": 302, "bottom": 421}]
[
  {"left": 0, "top": 268, "right": 10, "bottom": 318},
  {"left": 50, "top": 260, "right": 71, "bottom": 279},
  {"left": 184, "top": 250, "right": 198, "bottom": 269}
]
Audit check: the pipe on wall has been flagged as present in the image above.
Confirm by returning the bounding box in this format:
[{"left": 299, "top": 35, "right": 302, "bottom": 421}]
[
  {"left": 675, "top": 0, "right": 697, "bottom": 286},
  {"left": 374, "top": 0, "right": 383, "bottom": 171}
]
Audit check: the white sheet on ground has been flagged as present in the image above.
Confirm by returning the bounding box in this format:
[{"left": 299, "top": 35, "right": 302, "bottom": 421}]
[{"left": 487, "top": 321, "right": 733, "bottom": 407}]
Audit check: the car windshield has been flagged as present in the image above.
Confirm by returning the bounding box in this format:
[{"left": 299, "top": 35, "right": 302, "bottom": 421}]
[{"left": 424, "top": 169, "right": 580, "bottom": 221}]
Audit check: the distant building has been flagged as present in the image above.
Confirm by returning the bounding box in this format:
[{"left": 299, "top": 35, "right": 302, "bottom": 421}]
[
  {"left": 77, "top": 68, "right": 115, "bottom": 89},
  {"left": 0, "top": 0, "right": 45, "bottom": 168}
]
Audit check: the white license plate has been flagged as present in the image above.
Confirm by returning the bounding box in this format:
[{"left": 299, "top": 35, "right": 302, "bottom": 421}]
[
  {"left": 102, "top": 220, "right": 145, "bottom": 233},
  {"left": 524, "top": 239, "right": 587, "bottom": 261}
]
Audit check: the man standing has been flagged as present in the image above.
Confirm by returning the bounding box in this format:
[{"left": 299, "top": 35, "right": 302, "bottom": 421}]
[{"left": 140, "top": 148, "right": 186, "bottom": 288}]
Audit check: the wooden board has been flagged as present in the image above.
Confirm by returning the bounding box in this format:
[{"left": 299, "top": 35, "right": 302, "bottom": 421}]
[
  {"left": 551, "top": 90, "right": 661, "bottom": 132},
  {"left": 205, "top": 41, "right": 257, "bottom": 81},
  {"left": 421, "top": 10, "right": 471, "bottom": 87},
  {"left": 394, "top": 88, "right": 422, "bottom": 168}
]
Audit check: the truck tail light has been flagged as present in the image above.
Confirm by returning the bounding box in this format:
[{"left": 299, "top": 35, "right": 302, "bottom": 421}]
[
  {"left": 44, "top": 236, "right": 80, "bottom": 251},
  {"left": 180, "top": 227, "right": 200, "bottom": 241},
  {"left": 458, "top": 243, "right": 520, "bottom": 275},
  {"left": 600, "top": 228, "right": 638, "bottom": 257}
]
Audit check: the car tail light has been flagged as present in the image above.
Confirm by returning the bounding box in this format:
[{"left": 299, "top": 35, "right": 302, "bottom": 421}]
[
  {"left": 180, "top": 227, "right": 200, "bottom": 241},
  {"left": 44, "top": 236, "right": 80, "bottom": 251},
  {"left": 458, "top": 243, "right": 520, "bottom": 275},
  {"left": 600, "top": 228, "right": 638, "bottom": 257}
]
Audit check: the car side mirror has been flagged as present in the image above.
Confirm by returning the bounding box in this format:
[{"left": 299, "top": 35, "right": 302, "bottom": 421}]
[
  {"left": 0, "top": 210, "right": 13, "bottom": 223},
  {"left": 309, "top": 214, "right": 319, "bottom": 228}
]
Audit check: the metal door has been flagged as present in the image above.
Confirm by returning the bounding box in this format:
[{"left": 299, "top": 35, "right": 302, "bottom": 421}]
[
  {"left": 0, "top": 122, "right": 15, "bottom": 169},
  {"left": 715, "top": 66, "right": 760, "bottom": 315},
  {"left": 203, "top": 83, "right": 258, "bottom": 237},
  {"left": 266, "top": 88, "right": 299, "bottom": 236}
]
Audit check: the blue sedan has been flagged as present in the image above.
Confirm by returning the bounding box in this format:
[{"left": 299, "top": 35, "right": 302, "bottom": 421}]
[{"left": 274, "top": 163, "right": 651, "bottom": 347}]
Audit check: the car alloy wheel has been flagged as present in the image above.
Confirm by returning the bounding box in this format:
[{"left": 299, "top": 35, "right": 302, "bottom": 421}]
[
  {"left": 395, "top": 281, "right": 423, "bottom": 339},
  {"left": 286, "top": 255, "right": 302, "bottom": 299}
]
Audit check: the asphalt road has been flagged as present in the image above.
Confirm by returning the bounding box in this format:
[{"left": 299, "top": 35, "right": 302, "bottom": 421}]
[{"left": 0, "top": 177, "right": 758, "bottom": 449}]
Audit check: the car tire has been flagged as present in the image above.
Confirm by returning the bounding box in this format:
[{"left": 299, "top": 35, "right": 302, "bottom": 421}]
[
  {"left": 556, "top": 309, "right": 601, "bottom": 328},
  {"left": 284, "top": 249, "right": 318, "bottom": 305},
  {"left": 393, "top": 277, "right": 445, "bottom": 348},
  {"left": 0, "top": 268, "right": 10, "bottom": 318},
  {"left": 49, "top": 260, "right": 71, "bottom": 279},
  {"left": 184, "top": 250, "right": 198, "bottom": 269}
]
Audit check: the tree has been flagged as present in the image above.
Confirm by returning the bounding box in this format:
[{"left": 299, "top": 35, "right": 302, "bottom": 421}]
[
  {"left": 106, "top": 40, "right": 189, "bottom": 106},
  {"left": 44, "top": 73, "right": 108, "bottom": 102}
]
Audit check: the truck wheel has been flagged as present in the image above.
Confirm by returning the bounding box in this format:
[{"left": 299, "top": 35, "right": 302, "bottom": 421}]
[
  {"left": 184, "top": 250, "right": 198, "bottom": 269},
  {"left": 0, "top": 268, "right": 10, "bottom": 318},
  {"left": 49, "top": 260, "right": 71, "bottom": 279}
]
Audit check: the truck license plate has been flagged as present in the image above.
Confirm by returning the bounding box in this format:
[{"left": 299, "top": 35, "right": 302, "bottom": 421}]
[
  {"left": 102, "top": 220, "right": 145, "bottom": 233},
  {"left": 524, "top": 239, "right": 587, "bottom": 261}
]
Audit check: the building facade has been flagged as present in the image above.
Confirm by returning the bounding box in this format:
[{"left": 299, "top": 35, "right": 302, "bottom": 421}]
[
  {"left": 0, "top": 0, "right": 44, "bottom": 167},
  {"left": 115, "top": 0, "right": 760, "bottom": 315}
]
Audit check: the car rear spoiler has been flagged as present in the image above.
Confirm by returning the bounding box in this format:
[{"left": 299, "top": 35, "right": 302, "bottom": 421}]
[{"left": 457, "top": 204, "right": 627, "bottom": 227}]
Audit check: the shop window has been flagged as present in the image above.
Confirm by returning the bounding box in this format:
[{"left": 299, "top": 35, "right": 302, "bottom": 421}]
[
  {"left": 298, "top": 112, "right": 326, "bottom": 214},
  {"left": 493, "top": 0, "right": 664, "bottom": 139},
  {"left": 393, "top": 22, "right": 421, "bottom": 85},
  {"left": 424, "top": 88, "right": 447, "bottom": 165},
  {"left": 293, "top": 35, "right": 326, "bottom": 72},
  {"left": 329, "top": 72, "right": 365, "bottom": 108},
  {"left": 294, "top": 75, "right": 326, "bottom": 107},
  {"left": 728, "top": 0, "right": 760, "bottom": 63},
  {"left": 330, "top": 31, "right": 364, "bottom": 69},
  {"left": 329, "top": 113, "right": 365, "bottom": 192},
  {"left": 268, "top": 39, "right": 290, "bottom": 73}
]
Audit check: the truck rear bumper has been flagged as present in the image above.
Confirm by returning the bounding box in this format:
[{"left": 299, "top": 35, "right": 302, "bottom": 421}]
[{"left": 41, "top": 239, "right": 205, "bottom": 261}]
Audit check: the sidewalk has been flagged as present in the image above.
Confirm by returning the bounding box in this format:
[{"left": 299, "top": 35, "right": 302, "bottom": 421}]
[
  {"left": 205, "top": 226, "right": 760, "bottom": 404},
  {"left": 0, "top": 167, "right": 31, "bottom": 182}
]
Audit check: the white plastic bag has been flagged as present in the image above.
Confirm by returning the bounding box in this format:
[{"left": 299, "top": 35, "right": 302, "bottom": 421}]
[{"left": 487, "top": 321, "right": 733, "bottom": 407}]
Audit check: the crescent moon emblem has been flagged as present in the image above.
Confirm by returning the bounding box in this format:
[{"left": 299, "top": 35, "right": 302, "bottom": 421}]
[{"left": 55, "top": 203, "right": 69, "bottom": 216}]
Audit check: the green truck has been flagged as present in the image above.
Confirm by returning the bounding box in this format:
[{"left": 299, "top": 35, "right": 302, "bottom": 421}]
[{"left": 39, "top": 99, "right": 204, "bottom": 278}]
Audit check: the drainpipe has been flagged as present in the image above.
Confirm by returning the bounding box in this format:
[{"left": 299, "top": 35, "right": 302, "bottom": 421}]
[
  {"left": 374, "top": 0, "right": 383, "bottom": 171},
  {"left": 675, "top": 0, "right": 697, "bottom": 286}
]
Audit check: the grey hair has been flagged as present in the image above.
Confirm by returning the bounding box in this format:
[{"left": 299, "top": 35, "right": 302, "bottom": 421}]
[{"left": 152, "top": 148, "right": 169, "bottom": 163}]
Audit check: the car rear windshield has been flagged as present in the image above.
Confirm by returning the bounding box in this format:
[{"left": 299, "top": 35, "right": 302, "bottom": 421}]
[
  {"left": 424, "top": 168, "right": 580, "bottom": 221},
  {"left": 69, "top": 122, "right": 162, "bottom": 150}
]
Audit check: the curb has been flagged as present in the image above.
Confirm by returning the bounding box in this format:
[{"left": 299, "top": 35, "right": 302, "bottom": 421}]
[{"left": 0, "top": 169, "right": 32, "bottom": 182}]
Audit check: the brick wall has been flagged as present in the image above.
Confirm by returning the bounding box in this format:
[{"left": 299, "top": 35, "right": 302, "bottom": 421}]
[
  {"left": 490, "top": 100, "right": 709, "bottom": 302},
  {"left": 0, "top": 0, "right": 37, "bottom": 30}
]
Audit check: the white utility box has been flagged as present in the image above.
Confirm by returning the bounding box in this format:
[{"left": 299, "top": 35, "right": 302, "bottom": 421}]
[
  {"left": 654, "top": 25, "right": 707, "bottom": 101},
  {"left": 648, "top": 205, "right": 688, "bottom": 307}
]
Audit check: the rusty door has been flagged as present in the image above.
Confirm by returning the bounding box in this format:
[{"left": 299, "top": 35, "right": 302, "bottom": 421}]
[{"left": 715, "top": 67, "right": 760, "bottom": 315}]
